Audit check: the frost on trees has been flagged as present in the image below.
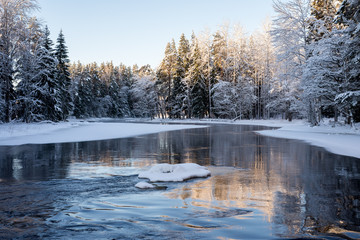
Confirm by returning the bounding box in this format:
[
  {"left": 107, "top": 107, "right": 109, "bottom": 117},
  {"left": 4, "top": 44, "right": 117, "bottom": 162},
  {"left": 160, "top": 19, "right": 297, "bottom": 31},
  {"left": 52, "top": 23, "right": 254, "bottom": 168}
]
[
  {"left": 271, "top": 0, "right": 310, "bottom": 121},
  {"left": 0, "top": 0, "right": 39, "bottom": 122},
  {"left": 335, "top": 0, "right": 360, "bottom": 123}
]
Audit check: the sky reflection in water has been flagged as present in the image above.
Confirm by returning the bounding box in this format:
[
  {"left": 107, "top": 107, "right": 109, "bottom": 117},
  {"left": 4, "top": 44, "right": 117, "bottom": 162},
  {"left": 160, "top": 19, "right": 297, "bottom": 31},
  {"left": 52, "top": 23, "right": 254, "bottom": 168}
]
[{"left": 0, "top": 124, "right": 359, "bottom": 239}]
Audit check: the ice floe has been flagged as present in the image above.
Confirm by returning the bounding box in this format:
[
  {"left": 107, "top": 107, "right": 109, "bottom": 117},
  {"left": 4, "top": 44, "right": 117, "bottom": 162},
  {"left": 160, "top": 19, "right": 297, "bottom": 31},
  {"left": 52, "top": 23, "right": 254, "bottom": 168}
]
[
  {"left": 135, "top": 181, "right": 156, "bottom": 189},
  {"left": 138, "top": 163, "right": 211, "bottom": 182}
]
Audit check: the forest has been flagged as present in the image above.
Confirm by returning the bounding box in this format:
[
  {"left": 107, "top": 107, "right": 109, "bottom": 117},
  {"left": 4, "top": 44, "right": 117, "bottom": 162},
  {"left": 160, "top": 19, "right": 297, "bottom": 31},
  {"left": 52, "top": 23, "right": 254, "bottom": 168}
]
[{"left": 0, "top": 0, "right": 359, "bottom": 125}]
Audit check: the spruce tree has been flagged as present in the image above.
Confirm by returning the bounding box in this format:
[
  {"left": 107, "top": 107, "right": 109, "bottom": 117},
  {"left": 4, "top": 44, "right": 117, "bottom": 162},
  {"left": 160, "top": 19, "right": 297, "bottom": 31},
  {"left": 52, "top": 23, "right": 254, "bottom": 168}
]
[
  {"left": 188, "top": 41, "right": 207, "bottom": 118},
  {"left": 169, "top": 53, "right": 186, "bottom": 119},
  {"left": 178, "top": 33, "right": 191, "bottom": 73},
  {"left": 16, "top": 27, "right": 54, "bottom": 122},
  {"left": 71, "top": 62, "right": 88, "bottom": 118},
  {"left": 307, "top": 0, "right": 339, "bottom": 43},
  {"left": 0, "top": 0, "right": 38, "bottom": 122},
  {"left": 303, "top": 0, "right": 340, "bottom": 124},
  {"left": 335, "top": 0, "right": 360, "bottom": 123},
  {"left": 16, "top": 42, "right": 45, "bottom": 122},
  {"left": 156, "top": 41, "right": 176, "bottom": 118},
  {"left": 42, "top": 26, "right": 61, "bottom": 121},
  {"left": 211, "top": 31, "right": 226, "bottom": 81},
  {"left": 55, "top": 30, "right": 72, "bottom": 120}
]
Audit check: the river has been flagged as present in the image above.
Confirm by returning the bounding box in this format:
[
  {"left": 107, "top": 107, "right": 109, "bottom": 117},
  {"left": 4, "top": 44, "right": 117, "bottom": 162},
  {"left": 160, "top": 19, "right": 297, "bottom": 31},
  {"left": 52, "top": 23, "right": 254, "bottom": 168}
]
[{"left": 0, "top": 123, "right": 359, "bottom": 239}]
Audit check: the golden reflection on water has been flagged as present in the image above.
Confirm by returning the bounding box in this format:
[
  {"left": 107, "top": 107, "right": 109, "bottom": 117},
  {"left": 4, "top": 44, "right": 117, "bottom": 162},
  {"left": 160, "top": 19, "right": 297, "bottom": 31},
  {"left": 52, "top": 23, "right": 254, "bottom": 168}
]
[{"left": 165, "top": 166, "right": 286, "bottom": 223}]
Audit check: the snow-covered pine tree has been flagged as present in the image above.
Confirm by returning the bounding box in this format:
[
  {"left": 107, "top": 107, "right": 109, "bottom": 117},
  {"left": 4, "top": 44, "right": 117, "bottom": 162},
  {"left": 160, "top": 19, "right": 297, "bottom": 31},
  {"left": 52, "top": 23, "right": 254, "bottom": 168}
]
[
  {"left": 211, "top": 31, "right": 227, "bottom": 82},
  {"left": 117, "top": 64, "right": 133, "bottom": 116},
  {"left": 88, "top": 63, "right": 108, "bottom": 117},
  {"left": 42, "top": 26, "right": 62, "bottom": 121},
  {"left": 178, "top": 34, "right": 191, "bottom": 73},
  {"left": 307, "top": 0, "right": 340, "bottom": 43},
  {"left": 211, "top": 80, "right": 236, "bottom": 118},
  {"left": 303, "top": 30, "right": 345, "bottom": 124},
  {"left": 71, "top": 62, "right": 88, "bottom": 118},
  {"left": 130, "top": 76, "right": 158, "bottom": 119},
  {"left": 16, "top": 22, "right": 53, "bottom": 122},
  {"left": 303, "top": 0, "right": 341, "bottom": 125},
  {"left": 55, "top": 30, "right": 72, "bottom": 120},
  {"left": 0, "top": 0, "right": 38, "bottom": 122},
  {"left": 156, "top": 41, "right": 177, "bottom": 118},
  {"left": 335, "top": 0, "right": 360, "bottom": 123},
  {"left": 197, "top": 30, "right": 216, "bottom": 118},
  {"left": 165, "top": 39, "right": 179, "bottom": 118},
  {"left": 188, "top": 40, "right": 207, "bottom": 118},
  {"left": 164, "top": 38, "right": 187, "bottom": 119},
  {"left": 169, "top": 56, "right": 186, "bottom": 119}
]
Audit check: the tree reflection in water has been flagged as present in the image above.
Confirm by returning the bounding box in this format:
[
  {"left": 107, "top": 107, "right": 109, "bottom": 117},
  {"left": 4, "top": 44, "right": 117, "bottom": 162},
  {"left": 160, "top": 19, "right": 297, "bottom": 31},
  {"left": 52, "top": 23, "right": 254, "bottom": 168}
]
[{"left": 0, "top": 124, "right": 359, "bottom": 239}]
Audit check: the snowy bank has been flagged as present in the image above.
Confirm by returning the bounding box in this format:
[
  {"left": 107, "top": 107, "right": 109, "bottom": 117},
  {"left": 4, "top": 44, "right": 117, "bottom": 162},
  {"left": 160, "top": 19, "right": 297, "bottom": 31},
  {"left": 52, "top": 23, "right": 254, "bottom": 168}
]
[
  {"left": 138, "top": 163, "right": 211, "bottom": 182},
  {"left": 0, "top": 120, "right": 207, "bottom": 146},
  {"left": 256, "top": 123, "right": 360, "bottom": 159},
  {"left": 150, "top": 118, "right": 360, "bottom": 159}
]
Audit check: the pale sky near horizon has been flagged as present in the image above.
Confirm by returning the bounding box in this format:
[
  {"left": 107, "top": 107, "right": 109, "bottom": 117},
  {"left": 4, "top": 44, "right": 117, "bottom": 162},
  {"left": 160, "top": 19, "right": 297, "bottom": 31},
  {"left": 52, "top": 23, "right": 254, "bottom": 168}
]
[{"left": 36, "top": 0, "right": 275, "bottom": 69}]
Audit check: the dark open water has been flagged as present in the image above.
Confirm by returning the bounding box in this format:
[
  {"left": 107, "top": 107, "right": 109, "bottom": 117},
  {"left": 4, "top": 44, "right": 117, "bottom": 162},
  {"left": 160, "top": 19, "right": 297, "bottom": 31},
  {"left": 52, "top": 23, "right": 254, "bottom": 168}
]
[{"left": 0, "top": 124, "right": 359, "bottom": 239}]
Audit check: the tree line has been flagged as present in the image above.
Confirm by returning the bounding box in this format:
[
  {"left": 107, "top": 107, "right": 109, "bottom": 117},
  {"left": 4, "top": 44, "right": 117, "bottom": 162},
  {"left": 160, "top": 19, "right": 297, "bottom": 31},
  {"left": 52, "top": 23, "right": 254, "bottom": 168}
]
[
  {"left": 272, "top": 0, "right": 360, "bottom": 125},
  {"left": 0, "top": 0, "right": 71, "bottom": 122},
  {"left": 1, "top": 0, "right": 359, "bottom": 124}
]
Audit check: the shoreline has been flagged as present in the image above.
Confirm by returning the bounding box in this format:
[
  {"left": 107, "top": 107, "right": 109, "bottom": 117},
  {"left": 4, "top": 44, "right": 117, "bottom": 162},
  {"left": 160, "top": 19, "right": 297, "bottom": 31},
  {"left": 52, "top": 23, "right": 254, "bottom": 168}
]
[
  {"left": 151, "top": 118, "right": 360, "bottom": 159},
  {"left": 1, "top": 118, "right": 359, "bottom": 159}
]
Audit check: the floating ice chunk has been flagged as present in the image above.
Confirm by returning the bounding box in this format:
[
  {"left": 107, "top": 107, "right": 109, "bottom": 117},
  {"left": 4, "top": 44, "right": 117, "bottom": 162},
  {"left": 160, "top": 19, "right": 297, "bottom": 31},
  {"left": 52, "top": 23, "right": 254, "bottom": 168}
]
[
  {"left": 135, "top": 181, "right": 156, "bottom": 189},
  {"left": 138, "top": 163, "right": 211, "bottom": 182}
]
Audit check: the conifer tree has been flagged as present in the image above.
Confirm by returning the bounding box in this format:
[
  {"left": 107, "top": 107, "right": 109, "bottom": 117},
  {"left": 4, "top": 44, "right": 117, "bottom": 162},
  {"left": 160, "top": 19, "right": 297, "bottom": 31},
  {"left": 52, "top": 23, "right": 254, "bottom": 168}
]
[
  {"left": 156, "top": 41, "right": 176, "bottom": 118},
  {"left": 169, "top": 52, "right": 186, "bottom": 118},
  {"left": 178, "top": 33, "right": 191, "bottom": 73},
  {"left": 42, "top": 26, "right": 61, "bottom": 121},
  {"left": 335, "top": 0, "right": 360, "bottom": 123},
  {"left": 211, "top": 31, "right": 227, "bottom": 81},
  {"left": 0, "top": 0, "right": 38, "bottom": 122},
  {"left": 307, "top": 0, "right": 339, "bottom": 43},
  {"left": 16, "top": 23, "right": 54, "bottom": 122},
  {"left": 188, "top": 41, "right": 207, "bottom": 118},
  {"left": 71, "top": 62, "right": 88, "bottom": 118},
  {"left": 55, "top": 30, "right": 72, "bottom": 120},
  {"left": 16, "top": 41, "right": 45, "bottom": 122}
]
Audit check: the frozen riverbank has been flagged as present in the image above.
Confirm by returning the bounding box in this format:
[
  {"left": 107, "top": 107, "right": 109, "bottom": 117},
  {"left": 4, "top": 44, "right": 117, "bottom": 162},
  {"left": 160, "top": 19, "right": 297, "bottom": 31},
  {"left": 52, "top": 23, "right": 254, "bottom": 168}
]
[
  {"left": 1, "top": 118, "right": 359, "bottom": 159},
  {"left": 0, "top": 120, "right": 207, "bottom": 146},
  {"left": 151, "top": 118, "right": 360, "bottom": 159},
  {"left": 255, "top": 122, "right": 360, "bottom": 159}
]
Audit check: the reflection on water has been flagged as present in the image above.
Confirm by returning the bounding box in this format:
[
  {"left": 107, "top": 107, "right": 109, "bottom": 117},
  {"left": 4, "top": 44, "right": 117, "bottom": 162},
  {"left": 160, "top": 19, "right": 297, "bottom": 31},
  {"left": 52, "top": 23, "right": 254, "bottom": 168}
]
[{"left": 0, "top": 124, "right": 359, "bottom": 239}]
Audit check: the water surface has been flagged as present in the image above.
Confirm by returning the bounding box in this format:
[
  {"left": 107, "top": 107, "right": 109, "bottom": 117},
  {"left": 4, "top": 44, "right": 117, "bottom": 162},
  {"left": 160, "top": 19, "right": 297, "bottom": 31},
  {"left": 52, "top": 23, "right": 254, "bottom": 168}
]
[{"left": 0, "top": 124, "right": 359, "bottom": 239}]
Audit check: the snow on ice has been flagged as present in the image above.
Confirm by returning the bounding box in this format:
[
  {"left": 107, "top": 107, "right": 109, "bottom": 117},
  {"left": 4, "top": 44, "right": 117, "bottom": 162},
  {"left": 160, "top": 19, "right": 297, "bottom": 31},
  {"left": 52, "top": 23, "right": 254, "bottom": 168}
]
[
  {"left": 135, "top": 182, "right": 156, "bottom": 189},
  {"left": 0, "top": 120, "right": 207, "bottom": 146},
  {"left": 138, "top": 163, "right": 211, "bottom": 182}
]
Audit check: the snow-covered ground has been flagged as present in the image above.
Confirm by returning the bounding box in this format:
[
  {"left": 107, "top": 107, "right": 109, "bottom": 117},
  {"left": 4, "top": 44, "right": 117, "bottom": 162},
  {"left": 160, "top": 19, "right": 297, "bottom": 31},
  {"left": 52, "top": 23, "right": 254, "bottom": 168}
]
[
  {"left": 152, "top": 118, "right": 360, "bottom": 159},
  {"left": 0, "top": 119, "right": 207, "bottom": 146},
  {"left": 255, "top": 121, "right": 360, "bottom": 159}
]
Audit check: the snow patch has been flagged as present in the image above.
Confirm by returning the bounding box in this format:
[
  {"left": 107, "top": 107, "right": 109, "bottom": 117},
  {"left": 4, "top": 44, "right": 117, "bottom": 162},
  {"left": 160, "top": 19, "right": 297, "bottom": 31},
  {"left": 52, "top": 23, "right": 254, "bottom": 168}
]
[{"left": 138, "top": 163, "right": 211, "bottom": 182}]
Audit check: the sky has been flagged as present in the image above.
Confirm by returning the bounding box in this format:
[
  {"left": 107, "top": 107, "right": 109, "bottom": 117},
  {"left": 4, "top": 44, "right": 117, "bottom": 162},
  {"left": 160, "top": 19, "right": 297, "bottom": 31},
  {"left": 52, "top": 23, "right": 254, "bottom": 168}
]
[{"left": 36, "top": 0, "right": 276, "bottom": 69}]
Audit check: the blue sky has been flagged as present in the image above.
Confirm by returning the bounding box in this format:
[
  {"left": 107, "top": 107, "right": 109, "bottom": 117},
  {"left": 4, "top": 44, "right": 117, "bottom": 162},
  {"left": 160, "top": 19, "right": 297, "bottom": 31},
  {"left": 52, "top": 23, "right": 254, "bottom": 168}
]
[{"left": 36, "top": 0, "right": 275, "bottom": 68}]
